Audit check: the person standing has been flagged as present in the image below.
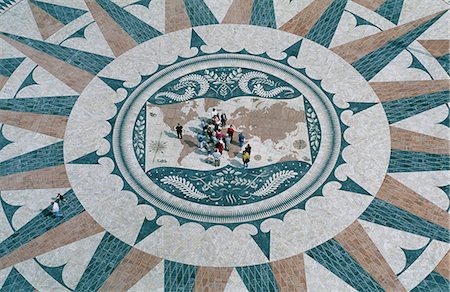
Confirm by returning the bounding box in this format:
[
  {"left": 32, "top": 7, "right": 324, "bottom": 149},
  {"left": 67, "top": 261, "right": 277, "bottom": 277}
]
[
  {"left": 197, "top": 132, "right": 205, "bottom": 148},
  {"left": 50, "top": 201, "right": 63, "bottom": 217},
  {"left": 224, "top": 134, "right": 231, "bottom": 151},
  {"left": 242, "top": 151, "right": 250, "bottom": 169},
  {"left": 245, "top": 143, "right": 252, "bottom": 155},
  {"left": 213, "top": 150, "right": 221, "bottom": 167},
  {"left": 175, "top": 123, "right": 183, "bottom": 139},
  {"left": 238, "top": 132, "right": 245, "bottom": 147},
  {"left": 227, "top": 125, "right": 235, "bottom": 141},
  {"left": 211, "top": 108, "right": 218, "bottom": 119},
  {"left": 220, "top": 113, "right": 227, "bottom": 127},
  {"left": 216, "top": 140, "right": 224, "bottom": 154}
]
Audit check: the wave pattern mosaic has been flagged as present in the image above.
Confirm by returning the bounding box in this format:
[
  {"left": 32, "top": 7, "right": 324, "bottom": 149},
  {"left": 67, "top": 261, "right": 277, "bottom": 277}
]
[{"left": 0, "top": 0, "right": 449, "bottom": 291}]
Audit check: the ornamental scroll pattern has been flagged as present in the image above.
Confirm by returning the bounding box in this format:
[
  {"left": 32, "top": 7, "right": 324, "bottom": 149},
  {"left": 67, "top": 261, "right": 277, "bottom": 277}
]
[
  {"left": 148, "top": 162, "right": 310, "bottom": 206},
  {"left": 149, "top": 67, "right": 301, "bottom": 104}
]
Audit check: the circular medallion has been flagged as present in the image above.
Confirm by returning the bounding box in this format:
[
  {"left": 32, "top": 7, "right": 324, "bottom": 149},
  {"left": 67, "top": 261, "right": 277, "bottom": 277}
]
[{"left": 64, "top": 25, "right": 390, "bottom": 266}]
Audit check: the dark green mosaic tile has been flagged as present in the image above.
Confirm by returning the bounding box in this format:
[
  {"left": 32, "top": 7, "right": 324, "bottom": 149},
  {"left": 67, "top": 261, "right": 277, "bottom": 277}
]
[
  {"left": 0, "top": 125, "right": 12, "bottom": 151},
  {"left": 250, "top": 0, "right": 276, "bottom": 28},
  {"left": 375, "top": 0, "right": 404, "bottom": 25},
  {"left": 1, "top": 33, "right": 113, "bottom": 75},
  {"left": 0, "top": 189, "right": 84, "bottom": 258},
  {"left": 0, "top": 57, "right": 25, "bottom": 77},
  {"left": 184, "top": 0, "right": 218, "bottom": 27},
  {"left": 164, "top": 260, "right": 198, "bottom": 292},
  {"left": 305, "top": 0, "right": 347, "bottom": 48},
  {"left": 306, "top": 239, "right": 384, "bottom": 292},
  {"left": 412, "top": 271, "right": 450, "bottom": 292},
  {"left": 0, "top": 141, "right": 64, "bottom": 177},
  {"left": 1, "top": 267, "right": 34, "bottom": 292},
  {"left": 359, "top": 198, "right": 450, "bottom": 242},
  {"left": 0, "top": 96, "right": 78, "bottom": 116},
  {"left": 0, "top": 0, "right": 17, "bottom": 12},
  {"left": 436, "top": 53, "right": 450, "bottom": 75},
  {"left": 352, "top": 12, "right": 444, "bottom": 80},
  {"left": 388, "top": 150, "right": 450, "bottom": 172},
  {"left": 74, "top": 232, "right": 132, "bottom": 291},
  {"left": 96, "top": 0, "right": 161, "bottom": 44},
  {"left": 236, "top": 263, "right": 279, "bottom": 292},
  {"left": 29, "top": 0, "right": 87, "bottom": 25},
  {"left": 382, "top": 90, "right": 449, "bottom": 124}
]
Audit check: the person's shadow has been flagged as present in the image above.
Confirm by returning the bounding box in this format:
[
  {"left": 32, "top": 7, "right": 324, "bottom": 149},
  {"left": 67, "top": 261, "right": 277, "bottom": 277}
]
[{"left": 164, "top": 130, "right": 177, "bottom": 139}]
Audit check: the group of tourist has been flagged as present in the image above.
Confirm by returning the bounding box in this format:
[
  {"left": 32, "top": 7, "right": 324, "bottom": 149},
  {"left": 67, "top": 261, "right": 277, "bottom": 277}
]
[{"left": 175, "top": 108, "right": 250, "bottom": 167}]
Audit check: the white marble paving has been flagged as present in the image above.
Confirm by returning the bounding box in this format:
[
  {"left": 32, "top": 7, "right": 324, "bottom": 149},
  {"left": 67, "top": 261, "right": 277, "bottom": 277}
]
[
  {"left": 0, "top": 0, "right": 41, "bottom": 40},
  {"left": 304, "top": 253, "right": 357, "bottom": 292},
  {"left": 129, "top": 259, "right": 164, "bottom": 292},
  {"left": 223, "top": 268, "right": 248, "bottom": 292},
  {"left": 392, "top": 104, "right": 450, "bottom": 140},
  {"left": 0, "top": 125, "right": 61, "bottom": 163}
]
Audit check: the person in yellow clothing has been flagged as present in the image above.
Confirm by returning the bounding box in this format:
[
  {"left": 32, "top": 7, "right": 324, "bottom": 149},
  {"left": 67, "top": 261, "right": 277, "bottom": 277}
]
[{"left": 242, "top": 151, "right": 250, "bottom": 169}]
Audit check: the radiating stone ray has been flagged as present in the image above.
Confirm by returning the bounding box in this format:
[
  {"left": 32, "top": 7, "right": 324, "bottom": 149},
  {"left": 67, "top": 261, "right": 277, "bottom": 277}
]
[
  {"left": 236, "top": 263, "right": 279, "bottom": 291},
  {"left": 270, "top": 254, "right": 307, "bottom": 291},
  {"left": 28, "top": 0, "right": 65, "bottom": 40},
  {"left": 390, "top": 126, "right": 450, "bottom": 155},
  {"left": 376, "top": 175, "right": 450, "bottom": 229},
  {"left": 222, "top": 0, "right": 253, "bottom": 24},
  {"left": 84, "top": 0, "right": 138, "bottom": 57},
  {"left": 332, "top": 10, "right": 446, "bottom": 80},
  {"left": 0, "top": 164, "right": 70, "bottom": 191},
  {"left": 165, "top": 0, "right": 191, "bottom": 33},
  {"left": 193, "top": 266, "right": 233, "bottom": 292},
  {"left": 334, "top": 221, "right": 407, "bottom": 291},
  {"left": 0, "top": 211, "right": 104, "bottom": 270},
  {"left": 359, "top": 198, "right": 449, "bottom": 242},
  {"left": 306, "top": 239, "right": 384, "bottom": 291},
  {"left": 98, "top": 248, "right": 161, "bottom": 291}
]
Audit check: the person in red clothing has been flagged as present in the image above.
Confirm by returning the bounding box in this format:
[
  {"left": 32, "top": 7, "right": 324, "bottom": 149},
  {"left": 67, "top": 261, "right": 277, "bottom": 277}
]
[
  {"left": 216, "top": 140, "right": 224, "bottom": 154},
  {"left": 227, "top": 125, "right": 235, "bottom": 141}
]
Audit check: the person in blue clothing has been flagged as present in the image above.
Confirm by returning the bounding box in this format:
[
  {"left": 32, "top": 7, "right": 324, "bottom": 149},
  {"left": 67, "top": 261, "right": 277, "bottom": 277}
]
[
  {"left": 197, "top": 132, "right": 205, "bottom": 148},
  {"left": 238, "top": 132, "right": 245, "bottom": 147}
]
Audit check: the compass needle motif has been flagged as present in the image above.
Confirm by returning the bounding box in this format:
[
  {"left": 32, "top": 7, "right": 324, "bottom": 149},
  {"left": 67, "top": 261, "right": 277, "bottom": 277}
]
[{"left": 0, "top": 1, "right": 448, "bottom": 291}]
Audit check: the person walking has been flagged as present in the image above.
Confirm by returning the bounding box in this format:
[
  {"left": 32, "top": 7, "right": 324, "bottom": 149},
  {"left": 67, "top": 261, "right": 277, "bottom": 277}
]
[
  {"left": 175, "top": 123, "right": 183, "bottom": 139},
  {"left": 227, "top": 125, "right": 235, "bottom": 141},
  {"left": 238, "top": 132, "right": 245, "bottom": 147},
  {"left": 242, "top": 151, "right": 250, "bottom": 169},
  {"left": 213, "top": 150, "right": 221, "bottom": 167},
  {"left": 50, "top": 201, "right": 63, "bottom": 217}
]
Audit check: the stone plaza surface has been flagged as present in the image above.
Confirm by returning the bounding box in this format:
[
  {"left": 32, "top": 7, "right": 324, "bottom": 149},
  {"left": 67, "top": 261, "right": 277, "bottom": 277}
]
[{"left": 0, "top": 0, "right": 449, "bottom": 291}]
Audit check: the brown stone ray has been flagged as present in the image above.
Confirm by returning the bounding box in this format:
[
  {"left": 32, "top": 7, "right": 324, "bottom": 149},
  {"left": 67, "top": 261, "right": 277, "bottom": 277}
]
[
  {"left": 0, "top": 212, "right": 104, "bottom": 269},
  {"left": 434, "top": 251, "right": 450, "bottom": 281},
  {"left": 331, "top": 11, "right": 447, "bottom": 63},
  {"left": 418, "top": 39, "right": 450, "bottom": 58},
  {"left": 28, "top": 0, "right": 65, "bottom": 40},
  {"left": 0, "top": 110, "right": 68, "bottom": 139},
  {"left": 165, "top": 0, "right": 191, "bottom": 33},
  {"left": 84, "top": 0, "right": 137, "bottom": 57},
  {"left": 270, "top": 254, "right": 307, "bottom": 292},
  {"left": 0, "top": 165, "right": 71, "bottom": 191},
  {"left": 370, "top": 80, "right": 450, "bottom": 102},
  {"left": 193, "top": 266, "right": 233, "bottom": 292},
  {"left": 0, "top": 35, "right": 95, "bottom": 93},
  {"left": 377, "top": 175, "right": 450, "bottom": 230},
  {"left": 0, "top": 75, "right": 8, "bottom": 90},
  {"left": 334, "top": 221, "right": 407, "bottom": 292},
  {"left": 352, "top": 0, "right": 386, "bottom": 11},
  {"left": 222, "top": 0, "right": 254, "bottom": 24},
  {"left": 99, "top": 248, "right": 161, "bottom": 291},
  {"left": 279, "top": 0, "right": 333, "bottom": 37},
  {"left": 390, "top": 127, "right": 450, "bottom": 155}
]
